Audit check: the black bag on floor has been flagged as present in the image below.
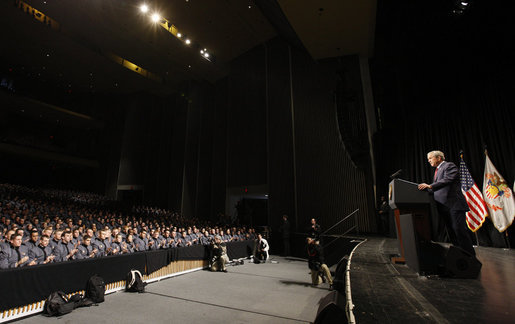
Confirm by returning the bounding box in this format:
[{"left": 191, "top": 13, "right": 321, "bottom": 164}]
[
  {"left": 126, "top": 269, "right": 147, "bottom": 293},
  {"left": 43, "top": 291, "right": 69, "bottom": 316},
  {"left": 86, "top": 275, "right": 106, "bottom": 303}
]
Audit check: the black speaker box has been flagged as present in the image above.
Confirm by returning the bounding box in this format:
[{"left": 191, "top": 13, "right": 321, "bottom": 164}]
[
  {"left": 444, "top": 245, "right": 482, "bottom": 279},
  {"left": 314, "top": 291, "right": 347, "bottom": 324},
  {"left": 331, "top": 256, "right": 347, "bottom": 293}
]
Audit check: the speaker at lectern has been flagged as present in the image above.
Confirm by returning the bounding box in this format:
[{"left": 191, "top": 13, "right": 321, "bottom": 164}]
[{"left": 388, "top": 179, "right": 432, "bottom": 267}]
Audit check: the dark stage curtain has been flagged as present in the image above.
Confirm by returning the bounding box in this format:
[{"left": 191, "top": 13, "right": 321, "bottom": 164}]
[{"left": 374, "top": 81, "right": 515, "bottom": 247}]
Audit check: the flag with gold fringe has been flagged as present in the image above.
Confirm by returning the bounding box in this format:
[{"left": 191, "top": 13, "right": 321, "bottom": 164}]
[{"left": 482, "top": 154, "right": 515, "bottom": 232}]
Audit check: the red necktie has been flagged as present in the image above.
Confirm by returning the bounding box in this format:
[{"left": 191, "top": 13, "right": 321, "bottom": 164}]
[{"left": 434, "top": 168, "right": 438, "bottom": 181}]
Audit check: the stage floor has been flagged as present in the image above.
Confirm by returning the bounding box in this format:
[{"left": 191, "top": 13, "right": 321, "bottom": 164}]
[
  {"left": 350, "top": 237, "right": 515, "bottom": 324},
  {"left": 16, "top": 256, "right": 332, "bottom": 324}
]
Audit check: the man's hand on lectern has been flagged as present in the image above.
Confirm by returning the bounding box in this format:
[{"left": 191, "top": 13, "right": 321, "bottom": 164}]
[{"left": 418, "top": 183, "right": 431, "bottom": 190}]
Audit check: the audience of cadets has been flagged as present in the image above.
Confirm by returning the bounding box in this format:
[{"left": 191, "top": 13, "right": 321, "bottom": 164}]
[{"left": 0, "top": 183, "right": 256, "bottom": 270}]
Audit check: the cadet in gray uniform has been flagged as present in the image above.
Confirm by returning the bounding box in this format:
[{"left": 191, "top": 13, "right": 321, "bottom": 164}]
[
  {"left": 59, "top": 230, "right": 78, "bottom": 261},
  {"left": 23, "top": 230, "right": 39, "bottom": 250},
  {"left": 92, "top": 230, "right": 110, "bottom": 257},
  {"left": 29, "top": 235, "right": 55, "bottom": 264},
  {"left": 0, "top": 233, "right": 32, "bottom": 269},
  {"left": 76, "top": 235, "right": 97, "bottom": 259}
]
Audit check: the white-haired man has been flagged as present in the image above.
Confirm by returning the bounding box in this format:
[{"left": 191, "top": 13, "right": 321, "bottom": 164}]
[{"left": 418, "top": 150, "right": 475, "bottom": 255}]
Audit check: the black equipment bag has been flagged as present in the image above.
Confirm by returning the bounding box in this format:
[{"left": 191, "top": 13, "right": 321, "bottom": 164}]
[
  {"left": 126, "top": 269, "right": 147, "bottom": 293},
  {"left": 85, "top": 275, "right": 106, "bottom": 303},
  {"left": 43, "top": 291, "right": 68, "bottom": 316}
]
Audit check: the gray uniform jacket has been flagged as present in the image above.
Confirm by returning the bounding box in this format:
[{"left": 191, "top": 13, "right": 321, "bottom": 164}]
[{"left": 0, "top": 245, "right": 31, "bottom": 269}]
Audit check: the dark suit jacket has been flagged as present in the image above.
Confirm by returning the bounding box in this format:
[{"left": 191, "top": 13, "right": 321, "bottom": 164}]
[{"left": 429, "top": 161, "right": 469, "bottom": 211}]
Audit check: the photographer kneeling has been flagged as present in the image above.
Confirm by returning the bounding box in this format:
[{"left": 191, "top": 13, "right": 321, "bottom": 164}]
[
  {"left": 254, "top": 233, "right": 269, "bottom": 263},
  {"left": 306, "top": 237, "right": 333, "bottom": 288},
  {"left": 210, "top": 235, "right": 227, "bottom": 272}
]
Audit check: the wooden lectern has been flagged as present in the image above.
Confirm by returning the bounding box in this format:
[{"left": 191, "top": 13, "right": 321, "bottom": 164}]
[{"left": 388, "top": 179, "right": 432, "bottom": 264}]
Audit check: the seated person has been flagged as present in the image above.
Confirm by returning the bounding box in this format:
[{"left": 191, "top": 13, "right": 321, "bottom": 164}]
[
  {"left": 0, "top": 233, "right": 31, "bottom": 269},
  {"left": 76, "top": 234, "right": 97, "bottom": 259},
  {"left": 29, "top": 234, "right": 55, "bottom": 264}
]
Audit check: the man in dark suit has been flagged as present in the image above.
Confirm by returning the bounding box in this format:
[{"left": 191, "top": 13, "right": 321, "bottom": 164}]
[
  {"left": 418, "top": 150, "right": 475, "bottom": 255},
  {"left": 280, "top": 215, "right": 291, "bottom": 256}
]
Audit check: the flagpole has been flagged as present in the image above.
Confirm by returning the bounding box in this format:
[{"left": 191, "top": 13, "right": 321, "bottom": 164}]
[{"left": 474, "top": 232, "right": 480, "bottom": 247}]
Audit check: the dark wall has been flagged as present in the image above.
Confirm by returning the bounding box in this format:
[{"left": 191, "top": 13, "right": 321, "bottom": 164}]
[
  {"left": 266, "top": 39, "right": 296, "bottom": 229},
  {"left": 289, "top": 49, "right": 373, "bottom": 234},
  {"left": 226, "top": 46, "right": 268, "bottom": 188},
  {"left": 205, "top": 38, "right": 375, "bottom": 233}
]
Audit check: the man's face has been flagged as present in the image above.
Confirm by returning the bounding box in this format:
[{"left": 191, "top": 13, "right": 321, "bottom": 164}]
[
  {"left": 31, "top": 232, "right": 39, "bottom": 242},
  {"left": 84, "top": 238, "right": 91, "bottom": 246},
  {"left": 311, "top": 218, "right": 316, "bottom": 225},
  {"left": 427, "top": 154, "right": 442, "bottom": 167},
  {"left": 40, "top": 237, "right": 49, "bottom": 247},
  {"left": 63, "top": 233, "right": 71, "bottom": 243},
  {"left": 11, "top": 235, "right": 22, "bottom": 247}
]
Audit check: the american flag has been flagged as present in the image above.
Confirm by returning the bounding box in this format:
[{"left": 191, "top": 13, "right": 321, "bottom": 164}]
[{"left": 460, "top": 158, "right": 488, "bottom": 232}]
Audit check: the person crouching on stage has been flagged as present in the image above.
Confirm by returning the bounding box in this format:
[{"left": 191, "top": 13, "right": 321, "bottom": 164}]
[
  {"left": 307, "top": 237, "right": 333, "bottom": 288},
  {"left": 254, "top": 233, "right": 269, "bottom": 263},
  {"left": 210, "top": 235, "right": 227, "bottom": 272}
]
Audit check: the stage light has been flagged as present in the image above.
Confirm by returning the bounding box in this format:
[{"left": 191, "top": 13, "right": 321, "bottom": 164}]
[
  {"left": 461, "top": 1, "right": 468, "bottom": 5},
  {"left": 177, "top": 33, "right": 182, "bottom": 38},
  {"left": 140, "top": 4, "right": 149, "bottom": 13},
  {"left": 200, "top": 50, "right": 204, "bottom": 54},
  {"left": 151, "top": 13, "right": 160, "bottom": 22},
  {"left": 204, "top": 52, "right": 209, "bottom": 58},
  {"left": 185, "top": 39, "right": 191, "bottom": 44}
]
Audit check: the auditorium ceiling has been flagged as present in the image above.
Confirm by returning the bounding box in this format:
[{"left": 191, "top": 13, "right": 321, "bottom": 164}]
[{"left": 0, "top": 0, "right": 376, "bottom": 96}]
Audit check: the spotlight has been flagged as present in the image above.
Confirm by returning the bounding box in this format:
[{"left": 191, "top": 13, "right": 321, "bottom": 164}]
[
  {"left": 185, "top": 39, "right": 191, "bottom": 44},
  {"left": 200, "top": 50, "right": 204, "bottom": 54},
  {"left": 151, "top": 13, "right": 160, "bottom": 22},
  {"left": 460, "top": 1, "right": 468, "bottom": 5},
  {"left": 177, "top": 33, "right": 182, "bottom": 38},
  {"left": 140, "top": 4, "right": 149, "bottom": 13},
  {"left": 204, "top": 53, "right": 209, "bottom": 58}
]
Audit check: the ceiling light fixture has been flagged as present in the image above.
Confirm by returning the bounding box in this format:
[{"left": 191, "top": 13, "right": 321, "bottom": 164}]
[
  {"left": 140, "top": 4, "right": 149, "bottom": 13},
  {"left": 151, "top": 13, "right": 160, "bottom": 22},
  {"left": 177, "top": 33, "right": 182, "bottom": 38},
  {"left": 185, "top": 39, "right": 191, "bottom": 45}
]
